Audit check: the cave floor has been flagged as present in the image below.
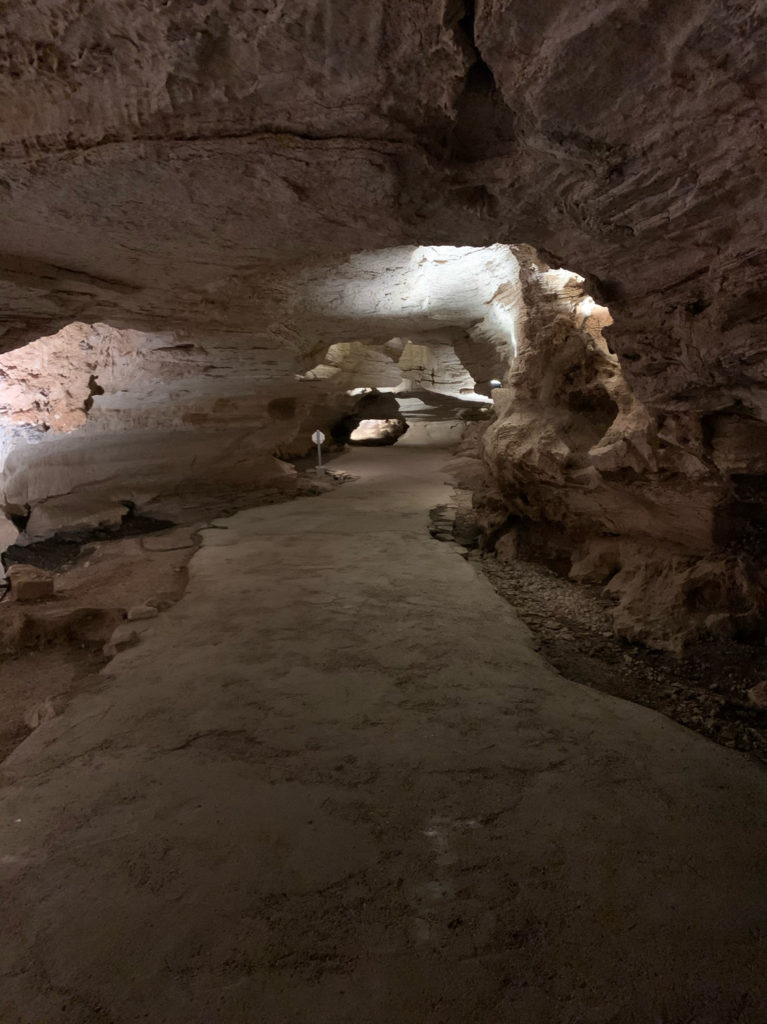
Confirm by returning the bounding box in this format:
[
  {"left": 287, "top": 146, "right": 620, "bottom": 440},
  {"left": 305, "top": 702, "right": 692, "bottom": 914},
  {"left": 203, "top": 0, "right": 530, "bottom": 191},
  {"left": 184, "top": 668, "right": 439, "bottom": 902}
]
[{"left": 2, "top": 446, "right": 767, "bottom": 1023}]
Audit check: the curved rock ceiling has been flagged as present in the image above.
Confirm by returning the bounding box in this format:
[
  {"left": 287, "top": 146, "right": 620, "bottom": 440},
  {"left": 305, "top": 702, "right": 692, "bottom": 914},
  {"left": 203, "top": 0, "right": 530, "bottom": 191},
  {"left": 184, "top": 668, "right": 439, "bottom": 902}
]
[
  {"left": 1, "top": 0, "right": 766, "bottom": 646},
  {"left": 0, "top": 244, "right": 535, "bottom": 539},
  {"left": 3, "top": 0, "right": 765, "bottom": 378}
]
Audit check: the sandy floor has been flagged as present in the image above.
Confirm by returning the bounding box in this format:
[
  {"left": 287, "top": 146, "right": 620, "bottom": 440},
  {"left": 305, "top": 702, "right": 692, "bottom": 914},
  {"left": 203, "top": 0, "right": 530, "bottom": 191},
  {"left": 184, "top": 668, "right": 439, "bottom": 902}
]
[{"left": 1, "top": 446, "right": 767, "bottom": 1023}]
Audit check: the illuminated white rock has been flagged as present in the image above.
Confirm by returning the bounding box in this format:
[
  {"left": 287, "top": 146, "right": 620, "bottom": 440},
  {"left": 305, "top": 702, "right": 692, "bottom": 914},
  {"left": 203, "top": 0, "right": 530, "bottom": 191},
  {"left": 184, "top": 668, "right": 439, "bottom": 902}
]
[{"left": 349, "top": 418, "right": 408, "bottom": 446}]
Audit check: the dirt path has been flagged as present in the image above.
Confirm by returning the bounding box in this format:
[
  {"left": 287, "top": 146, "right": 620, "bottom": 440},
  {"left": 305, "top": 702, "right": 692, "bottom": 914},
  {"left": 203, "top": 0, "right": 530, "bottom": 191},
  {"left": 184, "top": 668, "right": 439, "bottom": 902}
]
[{"left": 1, "top": 446, "right": 767, "bottom": 1024}]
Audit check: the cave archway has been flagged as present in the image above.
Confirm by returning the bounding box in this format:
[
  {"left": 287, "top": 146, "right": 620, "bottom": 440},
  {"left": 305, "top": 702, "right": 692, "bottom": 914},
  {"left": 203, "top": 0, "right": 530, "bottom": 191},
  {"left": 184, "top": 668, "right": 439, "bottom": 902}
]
[
  {"left": 329, "top": 389, "right": 408, "bottom": 446},
  {"left": 0, "top": 244, "right": 612, "bottom": 547}
]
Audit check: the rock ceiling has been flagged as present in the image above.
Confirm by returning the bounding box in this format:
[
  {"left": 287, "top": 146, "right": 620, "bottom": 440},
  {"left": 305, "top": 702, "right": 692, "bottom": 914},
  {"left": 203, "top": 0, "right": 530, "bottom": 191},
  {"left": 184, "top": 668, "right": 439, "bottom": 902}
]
[{"left": 2, "top": 0, "right": 765, "bottom": 408}]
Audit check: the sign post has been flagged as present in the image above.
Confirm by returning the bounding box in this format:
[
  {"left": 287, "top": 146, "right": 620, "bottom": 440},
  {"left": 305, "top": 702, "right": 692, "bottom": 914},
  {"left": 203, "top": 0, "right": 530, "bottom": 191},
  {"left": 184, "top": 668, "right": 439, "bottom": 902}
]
[{"left": 311, "top": 429, "right": 325, "bottom": 476}]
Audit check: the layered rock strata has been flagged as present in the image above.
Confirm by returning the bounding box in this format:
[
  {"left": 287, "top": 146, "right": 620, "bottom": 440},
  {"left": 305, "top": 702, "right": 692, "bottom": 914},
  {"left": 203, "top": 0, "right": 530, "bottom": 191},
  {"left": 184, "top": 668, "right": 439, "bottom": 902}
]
[{"left": 468, "top": 250, "right": 767, "bottom": 650}]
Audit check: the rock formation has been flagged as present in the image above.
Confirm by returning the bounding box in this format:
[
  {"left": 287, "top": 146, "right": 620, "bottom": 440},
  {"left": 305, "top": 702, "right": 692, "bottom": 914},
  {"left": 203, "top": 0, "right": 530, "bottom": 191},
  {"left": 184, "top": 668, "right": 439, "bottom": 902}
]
[
  {"left": 464, "top": 248, "right": 767, "bottom": 650},
  {"left": 1, "top": 1, "right": 766, "bottom": 647}
]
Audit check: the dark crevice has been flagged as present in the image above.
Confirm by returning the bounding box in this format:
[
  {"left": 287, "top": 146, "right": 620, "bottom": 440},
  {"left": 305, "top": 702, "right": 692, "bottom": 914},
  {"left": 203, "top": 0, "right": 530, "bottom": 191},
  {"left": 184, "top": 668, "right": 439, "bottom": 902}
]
[
  {"left": 6, "top": 505, "right": 30, "bottom": 533},
  {"left": 83, "top": 374, "right": 105, "bottom": 413},
  {"left": 455, "top": 0, "right": 481, "bottom": 57},
  {"left": 1, "top": 126, "right": 417, "bottom": 164},
  {"left": 448, "top": 0, "right": 516, "bottom": 162},
  {"left": 443, "top": 0, "right": 479, "bottom": 61},
  {"left": 714, "top": 474, "right": 767, "bottom": 556},
  {"left": 3, "top": 505, "right": 177, "bottom": 573},
  {"left": 686, "top": 297, "right": 708, "bottom": 316}
]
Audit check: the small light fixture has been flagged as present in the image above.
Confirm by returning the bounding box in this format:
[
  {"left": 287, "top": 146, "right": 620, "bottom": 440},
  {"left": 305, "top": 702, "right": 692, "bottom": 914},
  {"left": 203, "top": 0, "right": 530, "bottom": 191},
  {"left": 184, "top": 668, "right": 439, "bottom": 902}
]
[{"left": 489, "top": 379, "right": 502, "bottom": 389}]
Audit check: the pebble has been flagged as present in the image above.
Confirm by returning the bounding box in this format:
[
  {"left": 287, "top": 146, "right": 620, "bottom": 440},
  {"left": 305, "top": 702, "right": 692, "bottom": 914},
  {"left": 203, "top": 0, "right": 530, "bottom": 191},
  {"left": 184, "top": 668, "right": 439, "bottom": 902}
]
[
  {"left": 23, "top": 699, "right": 59, "bottom": 730},
  {"left": 747, "top": 680, "right": 767, "bottom": 709}
]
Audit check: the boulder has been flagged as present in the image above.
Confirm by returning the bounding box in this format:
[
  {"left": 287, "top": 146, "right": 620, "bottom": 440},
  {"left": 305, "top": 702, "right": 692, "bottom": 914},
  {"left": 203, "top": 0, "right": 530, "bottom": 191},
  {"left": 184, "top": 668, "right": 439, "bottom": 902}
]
[
  {"left": 494, "top": 532, "right": 519, "bottom": 564},
  {"left": 23, "top": 699, "right": 61, "bottom": 730},
  {"left": 103, "top": 622, "right": 142, "bottom": 657},
  {"left": 7, "top": 565, "right": 55, "bottom": 602}
]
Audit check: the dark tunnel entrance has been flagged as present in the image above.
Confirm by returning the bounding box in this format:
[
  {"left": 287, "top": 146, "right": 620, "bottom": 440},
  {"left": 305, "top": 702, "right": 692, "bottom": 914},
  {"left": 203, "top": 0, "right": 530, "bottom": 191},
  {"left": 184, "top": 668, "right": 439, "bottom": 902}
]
[{"left": 331, "top": 388, "right": 409, "bottom": 446}]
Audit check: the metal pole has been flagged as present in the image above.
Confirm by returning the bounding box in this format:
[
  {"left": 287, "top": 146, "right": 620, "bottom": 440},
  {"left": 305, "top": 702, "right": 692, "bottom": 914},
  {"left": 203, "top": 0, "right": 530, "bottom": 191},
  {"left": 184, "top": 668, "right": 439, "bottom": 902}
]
[{"left": 312, "top": 429, "right": 325, "bottom": 477}]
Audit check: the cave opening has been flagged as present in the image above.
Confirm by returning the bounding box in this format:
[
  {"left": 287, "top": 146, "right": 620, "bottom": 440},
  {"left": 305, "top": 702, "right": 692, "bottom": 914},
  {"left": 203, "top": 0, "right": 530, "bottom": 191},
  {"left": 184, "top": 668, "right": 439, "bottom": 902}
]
[{"left": 295, "top": 243, "right": 613, "bottom": 459}]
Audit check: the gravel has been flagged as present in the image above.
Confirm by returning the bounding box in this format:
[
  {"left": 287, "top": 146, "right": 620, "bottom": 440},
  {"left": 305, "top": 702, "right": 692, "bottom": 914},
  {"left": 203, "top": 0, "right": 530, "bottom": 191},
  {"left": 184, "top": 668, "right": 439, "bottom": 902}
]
[{"left": 476, "top": 551, "right": 767, "bottom": 764}]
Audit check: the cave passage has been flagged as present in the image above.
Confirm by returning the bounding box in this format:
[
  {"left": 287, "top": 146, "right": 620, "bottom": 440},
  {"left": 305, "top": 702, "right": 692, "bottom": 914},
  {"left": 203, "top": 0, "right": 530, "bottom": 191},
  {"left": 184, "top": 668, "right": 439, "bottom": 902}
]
[
  {"left": 2, "top": 240, "right": 767, "bottom": 1024},
  {"left": 330, "top": 389, "right": 409, "bottom": 446},
  {"left": 0, "top": 245, "right": 554, "bottom": 548},
  {"left": 2, "top": 444, "right": 765, "bottom": 1022}
]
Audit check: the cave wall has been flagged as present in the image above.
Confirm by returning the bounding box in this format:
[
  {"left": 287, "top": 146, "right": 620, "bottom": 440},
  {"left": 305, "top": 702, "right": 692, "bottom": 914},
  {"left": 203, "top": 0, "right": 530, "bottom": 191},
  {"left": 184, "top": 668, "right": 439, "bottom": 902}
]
[
  {"left": 0, "top": 322, "right": 314, "bottom": 541},
  {"left": 2, "top": 0, "right": 763, "bottom": 365},
  {"left": 463, "top": 248, "right": 766, "bottom": 650}
]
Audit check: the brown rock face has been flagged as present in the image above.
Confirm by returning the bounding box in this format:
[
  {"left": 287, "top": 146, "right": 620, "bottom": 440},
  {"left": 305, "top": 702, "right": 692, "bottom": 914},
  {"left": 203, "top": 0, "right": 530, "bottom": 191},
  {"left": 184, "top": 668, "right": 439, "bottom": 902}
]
[
  {"left": 0, "top": 2, "right": 766, "bottom": 645},
  {"left": 7, "top": 564, "right": 55, "bottom": 602},
  {"left": 470, "top": 249, "right": 767, "bottom": 650}
]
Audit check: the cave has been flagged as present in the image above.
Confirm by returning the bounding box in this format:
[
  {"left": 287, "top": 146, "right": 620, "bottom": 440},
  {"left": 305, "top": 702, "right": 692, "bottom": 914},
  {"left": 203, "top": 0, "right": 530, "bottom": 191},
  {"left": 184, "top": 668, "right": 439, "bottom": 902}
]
[{"left": 2, "top": 3, "right": 767, "bottom": 1021}]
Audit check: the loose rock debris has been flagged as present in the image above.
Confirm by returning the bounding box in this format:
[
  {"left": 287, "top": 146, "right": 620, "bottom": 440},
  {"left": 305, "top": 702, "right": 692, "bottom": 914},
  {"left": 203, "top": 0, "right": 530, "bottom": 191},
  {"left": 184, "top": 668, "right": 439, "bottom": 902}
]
[
  {"left": 429, "top": 492, "right": 767, "bottom": 763},
  {"left": 478, "top": 552, "right": 767, "bottom": 764}
]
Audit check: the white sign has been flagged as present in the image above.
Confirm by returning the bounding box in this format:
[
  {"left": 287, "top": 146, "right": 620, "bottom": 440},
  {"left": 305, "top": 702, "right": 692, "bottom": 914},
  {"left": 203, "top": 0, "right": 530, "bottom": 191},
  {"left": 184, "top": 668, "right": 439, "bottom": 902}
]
[{"left": 311, "top": 430, "right": 325, "bottom": 445}]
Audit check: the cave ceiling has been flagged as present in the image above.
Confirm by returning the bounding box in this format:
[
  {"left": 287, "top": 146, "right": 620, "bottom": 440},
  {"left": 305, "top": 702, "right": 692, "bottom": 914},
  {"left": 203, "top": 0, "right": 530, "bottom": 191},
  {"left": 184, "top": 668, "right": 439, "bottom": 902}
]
[{"left": 0, "top": 0, "right": 765, "bottom": 411}]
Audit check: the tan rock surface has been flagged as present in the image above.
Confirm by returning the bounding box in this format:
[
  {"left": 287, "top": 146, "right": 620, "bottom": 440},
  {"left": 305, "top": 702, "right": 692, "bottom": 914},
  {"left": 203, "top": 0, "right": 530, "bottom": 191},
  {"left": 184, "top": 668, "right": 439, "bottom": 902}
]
[
  {"left": 1, "top": 1, "right": 763, "bottom": 369},
  {"left": 7, "top": 563, "right": 54, "bottom": 601}
]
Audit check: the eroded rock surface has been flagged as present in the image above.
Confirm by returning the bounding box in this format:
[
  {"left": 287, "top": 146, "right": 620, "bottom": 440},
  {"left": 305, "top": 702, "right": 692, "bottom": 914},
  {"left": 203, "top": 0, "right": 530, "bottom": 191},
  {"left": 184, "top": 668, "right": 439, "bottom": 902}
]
[{"left": 461, "top": 249, "right": 767, "bottom": 650}]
